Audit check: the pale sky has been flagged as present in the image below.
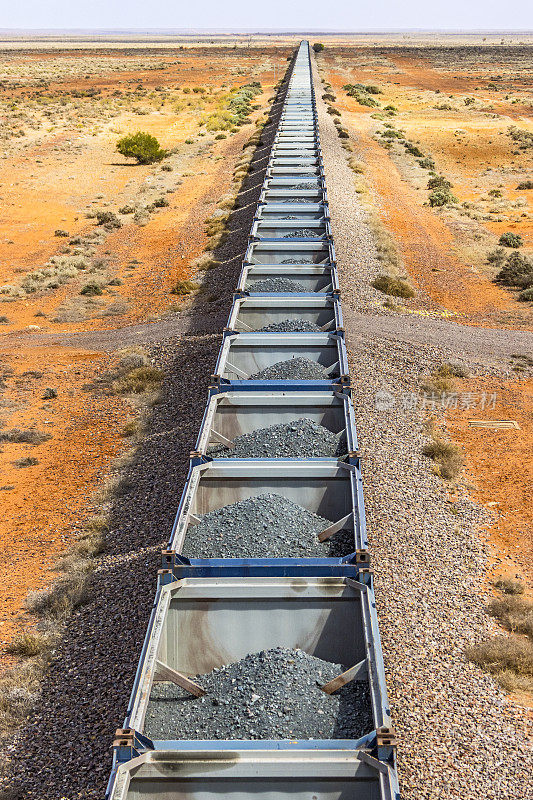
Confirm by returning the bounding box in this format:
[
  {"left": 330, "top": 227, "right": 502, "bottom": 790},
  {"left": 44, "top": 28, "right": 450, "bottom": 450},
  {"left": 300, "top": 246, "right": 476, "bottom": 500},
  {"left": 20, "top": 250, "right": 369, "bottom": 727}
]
[{"left": 2, "top": 0, "right": 532, "bottom": 33}]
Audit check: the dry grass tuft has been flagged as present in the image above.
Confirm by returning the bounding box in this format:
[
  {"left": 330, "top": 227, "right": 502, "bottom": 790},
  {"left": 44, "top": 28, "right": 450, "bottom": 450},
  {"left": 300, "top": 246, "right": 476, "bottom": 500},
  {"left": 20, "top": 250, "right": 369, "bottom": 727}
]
[
  {"left": 422, "top": 436, "right": 464, "bottom": 479},
  {"left": 372, "top": 274, "right": 414, "bottom": 299},
  {"left": 5, "top": 632, "right": 52, "bottom": 658},
  {"left": 112, "top": 365, "right": 163, "bottom": 395},
  {"left": 466, "top": 636, "right": 533, "bottom": 693},
  {"left": 25, "top": 565, "right": 92, "bottom": 621},
  {"left": 488, "top": 596, "right": 533, "bottom": 638},
  {"left": 170, "top": 279, "right": 199, "bottom": 296}
]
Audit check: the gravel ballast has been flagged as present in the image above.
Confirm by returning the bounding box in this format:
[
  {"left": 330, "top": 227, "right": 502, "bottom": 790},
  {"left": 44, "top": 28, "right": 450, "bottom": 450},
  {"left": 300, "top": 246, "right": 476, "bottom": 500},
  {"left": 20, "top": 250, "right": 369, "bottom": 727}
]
[
  {"left": 258, "top": 318, "right": 321, "bottom": 332},
  {"left": 145, "top": 647, "right": 372, "bottom": 740},
  {"left": 208, "top": 417, "right": 345, "bottom": 458},
  {"left": 250, "top": 277, "right": 308, "bottom": 293},
  {"left": 249, "top": 357, "right": 330, "bottom": 381},
  {"left": 180, "top": 493, "right": 351, "bottom": 558},
  {"left": 311, "top": 52, "right": 532, "bottom": 800}
]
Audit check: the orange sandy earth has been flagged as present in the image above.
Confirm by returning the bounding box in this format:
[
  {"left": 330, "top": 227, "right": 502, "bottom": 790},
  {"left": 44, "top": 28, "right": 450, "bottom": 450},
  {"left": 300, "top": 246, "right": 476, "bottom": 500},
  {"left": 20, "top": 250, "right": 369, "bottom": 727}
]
[
  {"left": 446, "top": 379, "right": 533, "bottom": 595},
  {"left": 0, "top": 45, "right": 290, "bottom": 655},
  {"left": 320, "top": 47, "right": 533, "bottom": 327},
  {"left": 319, "top": 48, "right": 532, "bottom": 596}
]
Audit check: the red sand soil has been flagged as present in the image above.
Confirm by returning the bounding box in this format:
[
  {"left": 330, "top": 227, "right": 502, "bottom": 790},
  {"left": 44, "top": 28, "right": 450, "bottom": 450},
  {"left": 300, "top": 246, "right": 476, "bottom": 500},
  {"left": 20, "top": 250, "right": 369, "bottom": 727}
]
[
  {"left": 0, "top": 46, "right": 286, "bottom": 655},
  {"left": 445, "top": 378, "right": 533, "bottom": 595}
]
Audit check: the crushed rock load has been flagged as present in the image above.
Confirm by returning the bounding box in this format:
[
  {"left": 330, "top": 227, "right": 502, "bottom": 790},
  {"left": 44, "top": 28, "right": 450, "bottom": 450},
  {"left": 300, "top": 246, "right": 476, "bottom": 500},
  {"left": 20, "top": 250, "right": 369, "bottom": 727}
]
[
  {"left": 208, "top": 418, "right": 346, "bottom": 458},
  {"left": 145, "top": 647, "right": 372, "bottom": 741},
  {"left": 283, "top": 228, "right": 317, "bottom": 238},
  {"left": 258, "top": 318, "right": 321, "bottom": 332},
  {"left": 250, "top": 277, "right": 308, "bottom": 293},
  {"left": 181, "top": 493, "right": 352, "bottom": 558},
  {"left": 249, "top": 356, "right": 330, "bottom": 381}
]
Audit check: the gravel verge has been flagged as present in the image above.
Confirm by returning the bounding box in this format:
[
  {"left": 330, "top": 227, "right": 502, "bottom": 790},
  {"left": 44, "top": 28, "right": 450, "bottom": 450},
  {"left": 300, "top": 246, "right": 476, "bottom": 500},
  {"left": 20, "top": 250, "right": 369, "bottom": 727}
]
[
  {"left": 145, "top": 647, "right": 372, "bottom": 741},
  {"left": 180, "top": 493, "right": 352, "bottom": 559},
  {"left": 249, "top": 357, "right": 329, "bottom": 381},
  {"left": 207, "top": 417, "right": 345, "bottom": 458},
  {"left": 312, "top": 52, "right": 532, "bottom": 800}
]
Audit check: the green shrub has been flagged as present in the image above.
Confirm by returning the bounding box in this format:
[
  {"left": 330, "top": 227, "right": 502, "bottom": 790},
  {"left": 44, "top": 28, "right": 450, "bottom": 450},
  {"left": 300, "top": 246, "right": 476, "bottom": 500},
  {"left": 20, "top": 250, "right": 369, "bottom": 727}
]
[
  {"left": 153, "top": 196, "right": 169, "bottom": 208},
  {"left": 312, "top": 43, "right": 324, "bottom": 52},
  {"left": 518, "top": 286, "right": 533, "bottom": 303},
  {"left": 429, "top": 189, "right": 458, "bottom": 207},
  {"left": 499, "top": 231, "right": 523, "bottom": 248},
  {"left": 487, "top": 247, "right": 506, "bottom": 265},
  {"left": 516, "top": 180, "right": 533, "bottom": 190},
  {"left": 80, "top": 282, "right": 103, "bottom": 296},
  {"left": 488, "top": 188, "right": 502, "bottom": 197},
  {"left": 518, "top": 286, "right": 533, "bottom": 301},
  {"left": 495, "top": 252, "right": 533, "bottom": 288},
  {"left": 116, "top": 131, "right": 168, "bottom": 164},
  {"left": 428, "top": 175, "right": 452, "bottom": 190},
  {"left": 215, "top": 133, "right": 226, "bottom": 139},
  {"left": 95, "top": 210, "right": 121, "bottom": 228},
  {"left": 372, "top": 274, "right": 414, "bottom": 298},
  {"left": 418, "top": 157, "right": 435, "bottom": 169},
  {"left": 404, "top": 142, "right": 425, "bottom": 158}
]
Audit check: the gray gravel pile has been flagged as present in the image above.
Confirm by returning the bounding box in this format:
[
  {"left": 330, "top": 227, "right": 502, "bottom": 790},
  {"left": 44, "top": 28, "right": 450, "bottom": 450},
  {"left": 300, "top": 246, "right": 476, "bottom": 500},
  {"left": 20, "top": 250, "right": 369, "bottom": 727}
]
[
  {"left": 208, "top": 417, "right": 346, "bottom": 458},
  {"left": 258, "top": 318, "right": 321, "bottom": 332},
  {"left": 281, "top": 197, "right": 312, "bottom": 203},
  {"left": 181, "top": 493, "right": 351, "bottom": 558},
  {"left": 250, "top": 277, "right": 308, "bottom": 293},
  {"left": 295, "top": 182, "right": 316, "bottom": 189},
  {"left": 249, "top": 356, "right": 330, "bottom": 381},
  {"left": 280, "top": 258, "right": 313, "bottom": 264},
  {"left": 145, "top": 647, "right": 372, "bottom": 740},
  {"left": 283, "top": 228, "right": 317, "bottom": 238}
]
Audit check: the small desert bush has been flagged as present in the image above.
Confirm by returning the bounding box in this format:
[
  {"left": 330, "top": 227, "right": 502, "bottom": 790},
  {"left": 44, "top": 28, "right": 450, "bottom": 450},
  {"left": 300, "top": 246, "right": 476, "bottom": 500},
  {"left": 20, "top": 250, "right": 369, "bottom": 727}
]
[
  {"left": 487, "top": 247, "right": 506, "bottom": 266},
  {"left": 436, "top": 361, "right": 469, "bottom": 378},
  {"left": 0, "top": 428, "right": 50, "bottom": 445},
  {"left": 13, "top": 457, "right": 39, "bottom": 468},
  {"left": 404, "top": 142, "right": 425, "bottom": 158},
  {"left": 495, "top": 578, "right": 525, "bottom": 595},
  {"left": 95, "top": 210, "right": 121, "bottom": 228},
  {"left": 170, "top": 280, "right": 199, "bottom": 296},
  {"left": 372, "top": 274, "right": 414, "bottom": 298},
  {"left": 495, "top": 252, "right": 533, "bottom": 289},
  {"left": 518, "top": 286, "right": 533, "bottom": 302},
  {"left": 116, "top": 131, "right": 168, "bottom": 164},
  {"left": 422, "top": 437, "right": 464, "bottom": 479},
  {"left": 499, "top": 231, "right": 523, "bottom": 248},
  {"left": 418, "top": 156, "right": 435, "bottom": 169},
  {"left": 80, "top": 282, "right": 103, "bottom": 296},
  {"left": 429, "top": 188, "right": 458, "bottom": 207},
  {"left": 313, "top": 43, "right": 324, "bottom": 52},
  {"left": 516, "top": 180, "right": 533, "bottom": 190},
  {"left": 427, "top": 175, "right": 452, "bottom": 191}
]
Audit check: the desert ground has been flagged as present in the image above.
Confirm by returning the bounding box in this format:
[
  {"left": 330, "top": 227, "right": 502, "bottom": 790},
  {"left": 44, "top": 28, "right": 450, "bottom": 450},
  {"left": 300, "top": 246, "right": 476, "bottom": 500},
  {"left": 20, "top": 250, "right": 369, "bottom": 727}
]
[{"left": 0, "top": 34, "right": 531, "bottom": 800}]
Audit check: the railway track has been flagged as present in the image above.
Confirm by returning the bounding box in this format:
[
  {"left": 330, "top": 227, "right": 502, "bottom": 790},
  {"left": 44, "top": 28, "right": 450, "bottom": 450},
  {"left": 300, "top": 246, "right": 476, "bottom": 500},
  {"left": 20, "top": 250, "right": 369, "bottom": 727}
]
[{"left": 106, "top": 41, "right": 400, "bottom": 800}]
